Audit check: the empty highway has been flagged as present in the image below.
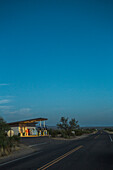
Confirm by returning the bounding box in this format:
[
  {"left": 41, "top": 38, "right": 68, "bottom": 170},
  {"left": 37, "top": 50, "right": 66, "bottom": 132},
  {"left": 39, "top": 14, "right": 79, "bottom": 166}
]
[{"left": 0, "top": 131, "right": 113, "bottom": 170}]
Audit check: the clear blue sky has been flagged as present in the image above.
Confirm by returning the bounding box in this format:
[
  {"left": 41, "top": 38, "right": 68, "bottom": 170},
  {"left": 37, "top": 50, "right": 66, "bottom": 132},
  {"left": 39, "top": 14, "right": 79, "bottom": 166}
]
[{"left": 0, "top": 0, "right": 113, "bottom": 126}]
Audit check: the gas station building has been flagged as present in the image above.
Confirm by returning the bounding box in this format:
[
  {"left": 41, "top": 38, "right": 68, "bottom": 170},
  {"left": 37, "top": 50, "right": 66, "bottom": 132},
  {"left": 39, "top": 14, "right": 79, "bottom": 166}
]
[{"left": 8, "top": 118, "right": 48, "bottom": 137}]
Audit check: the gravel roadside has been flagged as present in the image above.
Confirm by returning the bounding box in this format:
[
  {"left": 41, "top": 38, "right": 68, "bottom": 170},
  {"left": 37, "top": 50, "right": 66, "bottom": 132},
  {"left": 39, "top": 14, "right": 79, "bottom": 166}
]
[{"left": 0, "top": 144, "right": 37, "bottom": 164}]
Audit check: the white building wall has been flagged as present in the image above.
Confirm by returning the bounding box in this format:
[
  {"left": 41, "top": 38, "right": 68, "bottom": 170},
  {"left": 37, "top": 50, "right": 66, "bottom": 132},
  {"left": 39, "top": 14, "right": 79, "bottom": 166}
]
[{"left": 10, "top": 126, "right": 37, "bottom": 136}]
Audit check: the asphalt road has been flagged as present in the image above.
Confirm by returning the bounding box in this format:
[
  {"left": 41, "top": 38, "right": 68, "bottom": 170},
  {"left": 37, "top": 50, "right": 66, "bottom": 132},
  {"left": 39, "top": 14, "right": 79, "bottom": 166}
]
[{"left": 1, "top": 131, "right": 113, "bottom": 170}]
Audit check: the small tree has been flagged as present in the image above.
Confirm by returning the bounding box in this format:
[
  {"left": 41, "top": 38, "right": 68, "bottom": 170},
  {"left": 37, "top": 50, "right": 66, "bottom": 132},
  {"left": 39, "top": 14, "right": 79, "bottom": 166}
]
[
  {"left": 0, "top": 117, "right": 20, "bottom": 156},
  {"left": 0, "top": 117, "right": 10, "bottom": 136},
  {"left": 0, "top": 117, "right": 10, "bottom": 156},
  {"left": 57, "top": 117, "right": 79, "bottom": 137}
]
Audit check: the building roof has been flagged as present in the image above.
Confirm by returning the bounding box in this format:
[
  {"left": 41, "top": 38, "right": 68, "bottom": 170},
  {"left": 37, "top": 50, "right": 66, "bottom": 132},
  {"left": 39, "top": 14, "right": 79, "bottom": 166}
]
[{"left": 8, "top": 118, "right": 48, "bottom": 125}]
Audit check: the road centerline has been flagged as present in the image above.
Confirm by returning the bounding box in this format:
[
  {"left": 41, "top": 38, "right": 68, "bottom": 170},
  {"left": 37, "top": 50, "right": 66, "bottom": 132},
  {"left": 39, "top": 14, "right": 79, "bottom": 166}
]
[{"left": 37, "top": 145, "right": 83, "bottom": 170}]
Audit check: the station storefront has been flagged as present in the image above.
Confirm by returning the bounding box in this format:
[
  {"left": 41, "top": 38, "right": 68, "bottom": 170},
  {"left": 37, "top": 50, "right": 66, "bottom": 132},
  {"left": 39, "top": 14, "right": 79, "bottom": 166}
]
[{"left": 8, "top": 118, "right": 48, "bottom": 137}]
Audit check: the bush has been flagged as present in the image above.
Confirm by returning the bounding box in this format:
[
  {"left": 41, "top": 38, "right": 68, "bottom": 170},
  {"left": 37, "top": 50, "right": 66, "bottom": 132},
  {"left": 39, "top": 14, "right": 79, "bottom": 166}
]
[
  {"left": 49, "top": 129, "right": 61, "bottom": 137},
  {"left": 12, "top": 135, "right": 20, "bottom": 142},
  {"left": 74, "top": 128, "right": 96, "bottom": 136},
  {"left": 74, "top": 129, "right": 83, "bottom": 136},
  {"left": 104, "top": 128, "right": 113, "bottom": 132},
  {"left": 0, "top": 117, "right": 20, "bottom": 157},
  {"left": 82, "top": 128, "right": 96, "bottom": 134},
  {"left": 60, "top": 130, "right": 70, "bottom": 138},
  {"left": 57, "top": 117, "right": 79, "bottom": 137}
]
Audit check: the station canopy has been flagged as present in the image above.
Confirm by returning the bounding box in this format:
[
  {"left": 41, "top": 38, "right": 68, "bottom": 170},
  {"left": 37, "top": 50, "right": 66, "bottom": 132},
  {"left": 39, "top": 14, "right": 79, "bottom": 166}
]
[{"left": 8, "top": 118, "right": 48, "bottom": 125}]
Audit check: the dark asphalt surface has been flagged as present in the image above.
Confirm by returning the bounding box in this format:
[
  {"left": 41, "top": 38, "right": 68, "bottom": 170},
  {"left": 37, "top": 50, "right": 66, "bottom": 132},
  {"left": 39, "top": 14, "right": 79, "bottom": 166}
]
[{"left": 1, "top": 131, "right": 113, "bottom": 170}]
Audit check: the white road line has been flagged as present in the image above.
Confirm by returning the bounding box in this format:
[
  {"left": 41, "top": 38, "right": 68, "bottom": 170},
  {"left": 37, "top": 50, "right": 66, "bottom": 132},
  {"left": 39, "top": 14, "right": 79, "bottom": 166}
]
[
  {"left": 29, "top": 142, "right": 47, "bottom": 147},
  {"left": 109, "top": 135, "right": 113, "bottom": 142},
  {"left": 0, "top": 151, "right": 42, "bottom": 167}
]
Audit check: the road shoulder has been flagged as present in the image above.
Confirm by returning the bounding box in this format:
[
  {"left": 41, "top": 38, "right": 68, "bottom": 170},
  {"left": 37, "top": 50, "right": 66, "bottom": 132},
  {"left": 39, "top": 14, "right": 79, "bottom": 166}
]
[
  {"left": 51, "top": 131, "right": 98, "bottom": 141},
  {"left": 0, "top": 144, "right": 36, "bottom": 164}
]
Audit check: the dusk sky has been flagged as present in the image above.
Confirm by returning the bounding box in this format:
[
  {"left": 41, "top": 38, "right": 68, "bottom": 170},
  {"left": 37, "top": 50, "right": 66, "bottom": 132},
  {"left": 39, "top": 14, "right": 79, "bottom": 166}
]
[{"left": 0, "top": 0, "right": 113, "bottom": 126}]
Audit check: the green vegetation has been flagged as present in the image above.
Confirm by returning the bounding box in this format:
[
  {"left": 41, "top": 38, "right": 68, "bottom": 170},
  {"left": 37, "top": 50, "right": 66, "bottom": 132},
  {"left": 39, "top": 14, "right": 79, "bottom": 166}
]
[
  {"left": 0, "top": 117, "right": 20, "bottom": 157},
  {"left": 104, "top": 128, "right": 113, "bottom": 132},
  {"left": 57, "top": 117, "right": 79, "bottom": 137},
  {"left": 74, "top": 128, "right": 96, "bottom": 136},
  {"left": 49, "top": 129, "right": 61, "bottom": 137},
  {"left": 49, "top": 117, "right": 96, "bottom": 138}
]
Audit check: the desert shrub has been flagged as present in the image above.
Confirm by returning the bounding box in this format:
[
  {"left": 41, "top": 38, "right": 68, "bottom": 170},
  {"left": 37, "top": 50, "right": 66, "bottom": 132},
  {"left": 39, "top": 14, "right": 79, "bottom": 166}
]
[
  {"left": 82, "top": 128, "right": 96, "bottom": 134},
  {"left": 60, "top": 130, "right": 70, "bottom": 138},
  {"left": 104, "top": 128, "right": 113, "bottom": 132},
  {"left": 75, "top": 128, "right": 96, "bottom": 136},
  {"left": 0, "top": 117, "right": 20, "bottom": 157},
  {"left": 9, "top": 135, "right": 20, "bottom": 147},
  {"left": 12, "top": 135, "right": 20, "bottom": 142},
  {"left": 57, "top": 117, "right": 79, "bottom": 137},
  {"left": 74, "top": 129, "right": 83, "bottom": 136},
  {"left": 49, "top": 129, "right": 61, "bottom": 137},
  {"left": 82, "top": 129, "right": 90, "bottom": 134}
]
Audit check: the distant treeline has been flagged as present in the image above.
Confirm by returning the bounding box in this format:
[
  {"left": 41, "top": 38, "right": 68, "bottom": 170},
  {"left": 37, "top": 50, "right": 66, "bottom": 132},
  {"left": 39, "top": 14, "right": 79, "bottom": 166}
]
[{"left": 104, "top": 128, "right": 113, "bottom": 132}]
